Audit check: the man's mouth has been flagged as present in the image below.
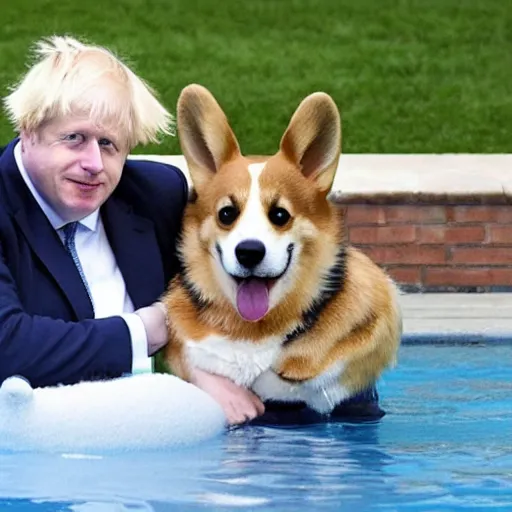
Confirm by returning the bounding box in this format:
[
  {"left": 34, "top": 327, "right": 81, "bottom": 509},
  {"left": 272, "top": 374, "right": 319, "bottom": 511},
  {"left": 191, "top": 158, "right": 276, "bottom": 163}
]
[{"left": 68, "top": 178, "right": 101, "bottom": 190}]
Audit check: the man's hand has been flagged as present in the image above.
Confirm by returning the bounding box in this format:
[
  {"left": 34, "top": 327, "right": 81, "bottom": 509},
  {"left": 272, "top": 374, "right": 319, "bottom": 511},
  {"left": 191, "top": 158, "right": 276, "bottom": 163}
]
[
  {"left": 135, "top": 302, "right": 168, "bottom": 356},
  {"left": 190, "top": 367, "right": 265, "bottom": 425},
  {"left": 135, "top": 304, "right": 264, "bottom": 425}
]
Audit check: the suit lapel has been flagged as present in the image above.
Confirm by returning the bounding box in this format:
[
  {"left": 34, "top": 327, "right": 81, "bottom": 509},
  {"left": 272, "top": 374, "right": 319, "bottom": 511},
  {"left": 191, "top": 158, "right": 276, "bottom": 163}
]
[
  {"left": 14, "top": 206, "right": 95, "bottom": 319},
  {"left": 0, "top": 140, "right": 94, "bottom": 319},
  {"left": 101, "top": 196, "right": 164, "bottom": 310}
]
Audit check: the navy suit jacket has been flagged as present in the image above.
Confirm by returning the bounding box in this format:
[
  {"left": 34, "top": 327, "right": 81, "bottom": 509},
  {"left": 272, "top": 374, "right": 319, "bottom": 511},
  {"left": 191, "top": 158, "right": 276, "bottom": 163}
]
[{"left": 0, "top": 139, "right": 188, "bottom": 388}]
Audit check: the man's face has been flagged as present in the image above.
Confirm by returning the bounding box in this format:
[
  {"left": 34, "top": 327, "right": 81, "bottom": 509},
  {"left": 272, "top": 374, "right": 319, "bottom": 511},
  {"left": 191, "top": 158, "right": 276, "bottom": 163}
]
[{"left": 20, "top": 115, "right": 130, "bottom": 223}]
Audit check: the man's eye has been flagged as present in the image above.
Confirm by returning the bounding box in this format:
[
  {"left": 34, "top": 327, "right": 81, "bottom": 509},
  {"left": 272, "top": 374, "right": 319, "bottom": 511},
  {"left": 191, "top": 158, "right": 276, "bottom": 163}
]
[
  {"left": 99, "top": 138, "right": 113, "bottom": 147},
  {"left": 63, "top": 133, "right": 83, "bottom": 143}
]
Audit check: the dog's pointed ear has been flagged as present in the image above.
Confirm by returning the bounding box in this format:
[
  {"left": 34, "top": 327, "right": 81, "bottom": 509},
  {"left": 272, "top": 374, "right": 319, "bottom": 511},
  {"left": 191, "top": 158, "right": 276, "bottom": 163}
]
[
  {"left": 279, "top": 92, "right": 341, "bottom": 193},
  {"left": 177, "top": 84, "right": 241, "bottom": 191}
]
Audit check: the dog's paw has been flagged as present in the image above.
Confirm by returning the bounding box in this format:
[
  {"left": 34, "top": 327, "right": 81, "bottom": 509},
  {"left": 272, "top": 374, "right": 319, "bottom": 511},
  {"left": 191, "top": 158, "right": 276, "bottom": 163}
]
[{"left": 275, "top": 356, "right": 318, "bottom": 383}]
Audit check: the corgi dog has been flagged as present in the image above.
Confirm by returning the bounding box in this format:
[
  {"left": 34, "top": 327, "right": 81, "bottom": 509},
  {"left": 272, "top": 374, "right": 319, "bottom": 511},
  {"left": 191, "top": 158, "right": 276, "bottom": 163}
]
[{"left": 159, "top": 84, "right": 402, "bottom": 414}]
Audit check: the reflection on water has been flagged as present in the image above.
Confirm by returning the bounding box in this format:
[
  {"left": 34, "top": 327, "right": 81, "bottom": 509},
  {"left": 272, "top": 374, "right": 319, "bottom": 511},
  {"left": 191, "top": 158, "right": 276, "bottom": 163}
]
[{"left": 0, "top": 422, "right": 393, "bottom": 510}]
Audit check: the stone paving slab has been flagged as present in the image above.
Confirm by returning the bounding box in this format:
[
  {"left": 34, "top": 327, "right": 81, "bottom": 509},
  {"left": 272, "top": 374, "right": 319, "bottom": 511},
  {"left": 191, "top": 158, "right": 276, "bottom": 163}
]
[
  {"left": 331, "top": 154, "right": 512, "bottom": 201},
  {"left": 399, "top": 293, "right": 512, "bottom": 337},
  {"left": 130, "top": 154, "right": 512, "bottom": 202}
]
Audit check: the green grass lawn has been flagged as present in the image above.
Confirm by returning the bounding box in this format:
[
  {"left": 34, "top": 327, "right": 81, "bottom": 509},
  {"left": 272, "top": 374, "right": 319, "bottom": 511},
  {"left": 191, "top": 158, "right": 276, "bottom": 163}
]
[{"left": 1, "top": 0, "right": 511, "bottom": 155}]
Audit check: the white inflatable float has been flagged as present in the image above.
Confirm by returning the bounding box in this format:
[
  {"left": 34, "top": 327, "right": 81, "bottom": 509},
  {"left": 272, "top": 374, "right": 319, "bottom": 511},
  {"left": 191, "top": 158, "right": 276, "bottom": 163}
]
[{"left": 0, "top": 373, "right": 226, "bottom": 453}]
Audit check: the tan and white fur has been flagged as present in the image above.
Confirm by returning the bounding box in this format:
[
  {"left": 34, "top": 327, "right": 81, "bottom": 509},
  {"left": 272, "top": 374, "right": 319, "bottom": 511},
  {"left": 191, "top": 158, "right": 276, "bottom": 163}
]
[{"left": 159, "top": 84, "right": 402, "bottom": 414}]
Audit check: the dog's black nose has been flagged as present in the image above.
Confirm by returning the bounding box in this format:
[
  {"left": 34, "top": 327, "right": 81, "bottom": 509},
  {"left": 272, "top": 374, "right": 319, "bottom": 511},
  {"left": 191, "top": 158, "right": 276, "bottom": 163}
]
[{"left": 235, "top": 239, "right": 266, "bottom": 269}]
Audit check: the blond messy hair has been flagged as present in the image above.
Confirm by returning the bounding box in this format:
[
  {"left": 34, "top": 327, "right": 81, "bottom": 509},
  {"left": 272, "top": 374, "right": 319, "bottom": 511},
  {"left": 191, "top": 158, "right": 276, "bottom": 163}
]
[{"left": 3, "top": 35, "right": 174, "bottom": 149}]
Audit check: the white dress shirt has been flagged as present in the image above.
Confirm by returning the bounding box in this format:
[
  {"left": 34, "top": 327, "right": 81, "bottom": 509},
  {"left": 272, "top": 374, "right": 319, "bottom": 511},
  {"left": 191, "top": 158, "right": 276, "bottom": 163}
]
[{"left": 14, "top": 142, "right": 152, "bottom": 373}]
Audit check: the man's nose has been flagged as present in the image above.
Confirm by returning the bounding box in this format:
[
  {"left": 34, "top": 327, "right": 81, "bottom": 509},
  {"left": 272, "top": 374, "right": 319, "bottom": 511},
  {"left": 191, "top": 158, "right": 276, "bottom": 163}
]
[{"left": 81, "top": 140, "right": 104, "bottom": 174}]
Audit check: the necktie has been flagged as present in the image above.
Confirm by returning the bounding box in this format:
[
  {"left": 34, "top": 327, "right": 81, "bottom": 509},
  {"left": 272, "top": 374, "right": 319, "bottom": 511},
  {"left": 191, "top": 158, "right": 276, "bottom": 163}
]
[{"left": 62, "top": 222, "right": 94, "bottom": 313}]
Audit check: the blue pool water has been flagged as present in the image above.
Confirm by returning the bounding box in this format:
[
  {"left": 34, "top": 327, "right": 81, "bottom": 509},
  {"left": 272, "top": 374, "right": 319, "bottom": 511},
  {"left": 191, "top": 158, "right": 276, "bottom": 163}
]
[{"left": 0, "top": 343, "right": 511, "bottom": 511}]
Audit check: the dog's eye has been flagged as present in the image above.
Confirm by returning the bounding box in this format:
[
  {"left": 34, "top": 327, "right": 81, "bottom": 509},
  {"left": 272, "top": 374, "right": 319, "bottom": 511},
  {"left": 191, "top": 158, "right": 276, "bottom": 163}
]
[
  {"left": 268, "top": 206, "right": 291, "bottom": 227},
  {"left": 218, "top": 205, "right": 239, "bottom": 226}
]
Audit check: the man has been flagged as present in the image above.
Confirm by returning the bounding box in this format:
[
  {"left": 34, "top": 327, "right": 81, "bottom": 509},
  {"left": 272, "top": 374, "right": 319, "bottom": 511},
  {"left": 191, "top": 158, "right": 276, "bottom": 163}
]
[{"left": 0, "top": 35, "right": 264, "bottom": 426}]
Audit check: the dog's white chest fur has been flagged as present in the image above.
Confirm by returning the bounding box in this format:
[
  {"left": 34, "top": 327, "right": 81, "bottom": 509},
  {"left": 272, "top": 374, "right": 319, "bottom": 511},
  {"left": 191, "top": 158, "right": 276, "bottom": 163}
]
[
  {"left": 185, "top": 335, "right": 350, "bottom": 414},
  {"left": 186, "top": 335, "right": 282, "bottom": 387}
]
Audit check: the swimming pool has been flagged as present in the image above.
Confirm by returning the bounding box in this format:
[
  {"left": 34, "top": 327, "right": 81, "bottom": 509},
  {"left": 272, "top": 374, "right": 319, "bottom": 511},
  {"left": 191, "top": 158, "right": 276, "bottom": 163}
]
[{"left": 0, "top": 342, "right": 510, "bottom": 511}]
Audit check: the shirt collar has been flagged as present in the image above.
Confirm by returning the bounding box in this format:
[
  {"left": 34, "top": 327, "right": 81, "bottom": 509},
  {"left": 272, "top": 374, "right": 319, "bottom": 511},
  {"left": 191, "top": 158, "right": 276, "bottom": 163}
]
[{"left": 14, "top": 140, "right": 99, "bottom": 232}]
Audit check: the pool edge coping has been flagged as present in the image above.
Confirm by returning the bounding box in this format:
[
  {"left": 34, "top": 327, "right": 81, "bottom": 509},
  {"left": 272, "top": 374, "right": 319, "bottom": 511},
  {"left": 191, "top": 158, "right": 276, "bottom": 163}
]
[{"left": 401, "top": 331, "right": 512, "bottom": 345}]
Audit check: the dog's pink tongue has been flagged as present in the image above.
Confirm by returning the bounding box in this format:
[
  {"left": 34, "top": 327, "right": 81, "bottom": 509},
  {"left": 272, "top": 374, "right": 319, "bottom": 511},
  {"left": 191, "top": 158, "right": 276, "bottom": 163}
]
[{"left": 236, "top": 279, "right": 269, "bottom": 322}]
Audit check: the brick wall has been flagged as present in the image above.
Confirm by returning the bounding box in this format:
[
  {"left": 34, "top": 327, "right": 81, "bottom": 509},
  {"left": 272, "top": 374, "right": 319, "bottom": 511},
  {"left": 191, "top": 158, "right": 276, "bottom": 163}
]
[{"left": 344, "top": 204, "right": 512, "bottom": 292}]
